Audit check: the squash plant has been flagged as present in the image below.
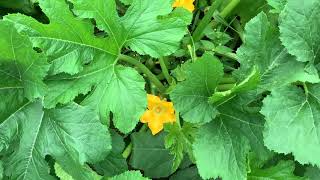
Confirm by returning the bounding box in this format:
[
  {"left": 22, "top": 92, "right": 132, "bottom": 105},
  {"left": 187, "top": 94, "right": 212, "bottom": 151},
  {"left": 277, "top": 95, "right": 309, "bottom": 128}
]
[{"left": 0, "top": 0, "right": 320, "bottom": 179}]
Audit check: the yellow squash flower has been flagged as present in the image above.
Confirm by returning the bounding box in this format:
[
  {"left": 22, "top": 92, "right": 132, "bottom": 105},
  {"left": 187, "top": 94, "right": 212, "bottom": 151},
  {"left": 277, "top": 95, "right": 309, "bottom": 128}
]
[
  {"left": 172, "top": 0, "right": 195, "bottom": 12},
  {"left": 140, "top": 94, "right": 176, "bottom": 135}
]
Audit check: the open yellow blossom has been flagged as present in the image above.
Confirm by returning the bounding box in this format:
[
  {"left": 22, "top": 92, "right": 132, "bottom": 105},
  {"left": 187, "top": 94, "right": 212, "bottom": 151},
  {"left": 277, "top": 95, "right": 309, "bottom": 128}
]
[
  {"left": 172, "top": 0, "right": 195, "bottom": 12},
  {"left": 140, "top": 94, "right": 176, "bottom": 135}
]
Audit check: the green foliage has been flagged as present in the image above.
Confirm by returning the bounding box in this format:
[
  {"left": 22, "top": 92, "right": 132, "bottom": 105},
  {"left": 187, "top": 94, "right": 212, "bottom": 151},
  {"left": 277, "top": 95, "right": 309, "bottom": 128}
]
[
  {"left": 108, "top": 170, "right": 150, "bottom": 180},
  {"left": 279, "top": 0, "right": 320, "bottom": 63},
  {"left": 93, "top": 130, "right": 128, "bottom": 177},
  {"left": 0, "top": 101, "right": 111, "bottom": 179},
  {"left": 164, "top": 122, "right": 198, "bottom": 171},
  {"left": 261, "top": 84, "right": 320, "bottom": 166},
  {"left": 129, "top": 131, "right": 174, "bottom": 178},
  {"left": 170, "top": 53, "right": 224, "bottom": 123},
  {"left": 1, "top": 0, "right": 320, "bottom": 179},
  {"left": 248, "top": 161, "right": 304, "bottom": 180}
]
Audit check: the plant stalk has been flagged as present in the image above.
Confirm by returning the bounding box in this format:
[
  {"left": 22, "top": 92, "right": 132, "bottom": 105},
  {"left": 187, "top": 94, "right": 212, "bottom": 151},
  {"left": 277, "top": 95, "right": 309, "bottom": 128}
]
[{"left": 159, "top": 57, "right": 173, "bottom": 85}]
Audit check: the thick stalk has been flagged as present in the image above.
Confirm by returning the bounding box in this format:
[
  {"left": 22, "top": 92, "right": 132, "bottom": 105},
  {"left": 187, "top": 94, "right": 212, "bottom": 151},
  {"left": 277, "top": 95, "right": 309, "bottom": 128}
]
[{"left": 119, "top": 54, "right": 166, "bottom": 93}]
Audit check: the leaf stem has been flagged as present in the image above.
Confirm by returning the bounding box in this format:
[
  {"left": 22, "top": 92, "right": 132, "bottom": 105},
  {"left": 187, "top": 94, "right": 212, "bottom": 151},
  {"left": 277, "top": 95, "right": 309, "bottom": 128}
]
[
  {"left": 119, "top": 54, "right": 166, "bottom": 93},
  {"left": 213, "top": 48, "right": 239, "bottom": 62},
  {"left": 217, "top": 83, "right": 236, "bottom": 91},
  {"left": 192, "top": 0, "right": 223, "bottom": 41},
  {"left": 159, "top": 57, "right": 173, "bottom": 85}
]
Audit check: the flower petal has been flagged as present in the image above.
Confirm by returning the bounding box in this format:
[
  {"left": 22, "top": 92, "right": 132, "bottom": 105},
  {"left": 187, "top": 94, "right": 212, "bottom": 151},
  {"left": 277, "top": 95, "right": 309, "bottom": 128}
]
[
  {"left": 148, "top": 117, "right": 164, "bottom": 135},
  {"left": 140, "top": 110, "right": 153, "bottom": 123},
  {"left": 147, "top": 94, "right": 161, "bottom": 110},
  {"left": 162, "top": 113, "right": 176, "bottom": 123}
]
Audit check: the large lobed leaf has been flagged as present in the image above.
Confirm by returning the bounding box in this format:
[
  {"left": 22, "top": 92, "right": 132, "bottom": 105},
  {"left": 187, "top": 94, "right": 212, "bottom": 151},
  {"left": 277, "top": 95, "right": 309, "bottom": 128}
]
[
  {"left": 193, "top": 98, "right": 270, "bottom": 180},
  {"left": 235, "top": 12, "right": 319, "bottom": 92},
  {"left": 0, "top": 102, "right": 111, "bottom": 179},
  {"left": 70, "top": 0, "right": 191, "bottom": 57},
  {"left": 279, "top": 0, "right": 320, "bottom": 63},
  {"left": 261, "top": 84, "right": 320, "bottom": 166},
  {"left": 170, "top": 53, "right": 224, "bottom": 124}
]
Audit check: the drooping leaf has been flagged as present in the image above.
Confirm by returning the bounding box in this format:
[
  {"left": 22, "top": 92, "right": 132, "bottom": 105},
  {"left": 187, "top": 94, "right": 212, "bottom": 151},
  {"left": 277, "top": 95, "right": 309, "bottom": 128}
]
[
  {"left": 0, "top": 101, "right": 111, "bottom": 180},
  {"left": 109, "top": 170, "right": 150, "bottom": 180},
  {"left": 261, "top": 84, "right": 320, "bottom": 166},
  {"left": 248, "top": 161, "right": 304, "bottom": 180},
  {"left": 0, "top": 21, "right": 49, "bottom": 101},
  {"left": 279, "top": 0, "right": 320, "bottom": 63},
  {"left": 193, "top": 98, "right": 270, "bottom": 180},
  {"left": 235, "top": 12, "right": 319, "bottom": 91},
  {"left": 4, "top": 0, "right": 119, "bottom": 76},
  {"left": 130, "top": 131, "right": 174, "bottom": 178},
  {"left": 170, "top": 53, "right": 224, "bottom": 123}
]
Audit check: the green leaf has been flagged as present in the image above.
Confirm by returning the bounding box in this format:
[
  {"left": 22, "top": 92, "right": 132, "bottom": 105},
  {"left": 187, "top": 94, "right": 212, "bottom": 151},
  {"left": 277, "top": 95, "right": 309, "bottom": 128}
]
[
  {"left": 210, "top": 66, "right": 260, "bottom": 105},
  {"left": 0, "top": 101, "right": 111, "bottom": 179},
  {"left": 81, "top": 64, "right": 147, "bottom": 133},
  {"left": 248, "top": 161, "right": 304, "bottom": 180},
  {"left": 261, "top": 84, "right": 320, "bottom": 166},
  {"left": 4, "top": 0, "right": 119, "bottom": 76},
  {"left": 55, "top": 163, "right": 74, "bottom": 180},
  {"left": 170, "top": 53, "right": 224, "bottom": 123},
  {"left": 193, "top": 120, "right": 250, "bottom": 180},
  {"left": 233, "top": 0, "right": 268, "bottom": 23},
  {"left": 305, "top": 166, "right": 320, "bottom": 180},
  {"left": 54, "top": 163, "right": 102, "bottom": 180},
  {"left": 267, "top": 0, "right": 286, "bottom": 13},
  {"left": 69, "top": 0, "right": 124, "bottom": 49},
  {"left": 0, "top": 21, "right": 49, "bottom": 101},
  {"left": 71, "top": 0, "right": 192, "bottom": 58},
  {"left": 120, "top": 0, "right": 191, "bottom": 57},
  {"left": 129, "top": 131, "right": 174, "bottom": 178},
  {"left": 93, "top": 130, "right": 128, "bottom": 177},
  {"left": 0, "top": 161, "right": 3, "bottom": 180},
  {"left": 279, "top": 0, "right": 320, "bottom": 63},
  {"left": 164, "top": 122, "right": 198, "bottom": 171},
  {"left": 109, "top": 170, "right": 150, "bottom": 180},
  {"left": 193, "top": 98, "right": 270, "bottom": 180},
  {"left": 235, "top": 12, "right": 319, "bottom": 91},
  {"left": 170, "top": 167, "right": 202, "bottom": 180}
]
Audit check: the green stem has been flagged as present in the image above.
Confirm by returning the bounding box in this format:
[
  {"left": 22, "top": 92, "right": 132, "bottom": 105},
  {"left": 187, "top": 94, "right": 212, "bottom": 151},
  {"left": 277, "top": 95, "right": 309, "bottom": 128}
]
[
  {"left": 192, "top": 0, "right": 223, "bottom": 41},
  {"left": 213, "top": 48, "right": 239, "bottom": 62},
  {"left": 220, "top": 77, "right": 236, "bottom": 84},
  {"left": 159, "top": 57, "right": 173, "bottom": 85},
  {"left": 232, "top": 19, "right": 244, "bottom": 43},
  {"left": 119, "top": 54, "right": 166, "bottom": 93},
  {"left": 217, "top": 83, "right": 236, "bottom": 91},
  {"left": 122, "top": 143, "right": 132, "bottom": 159},
  {"left": 219, "top": 0, "right": 240, "bottom": 19},
  {"left": 194, "top": 0, "right": 240, "bottom": 41}
]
